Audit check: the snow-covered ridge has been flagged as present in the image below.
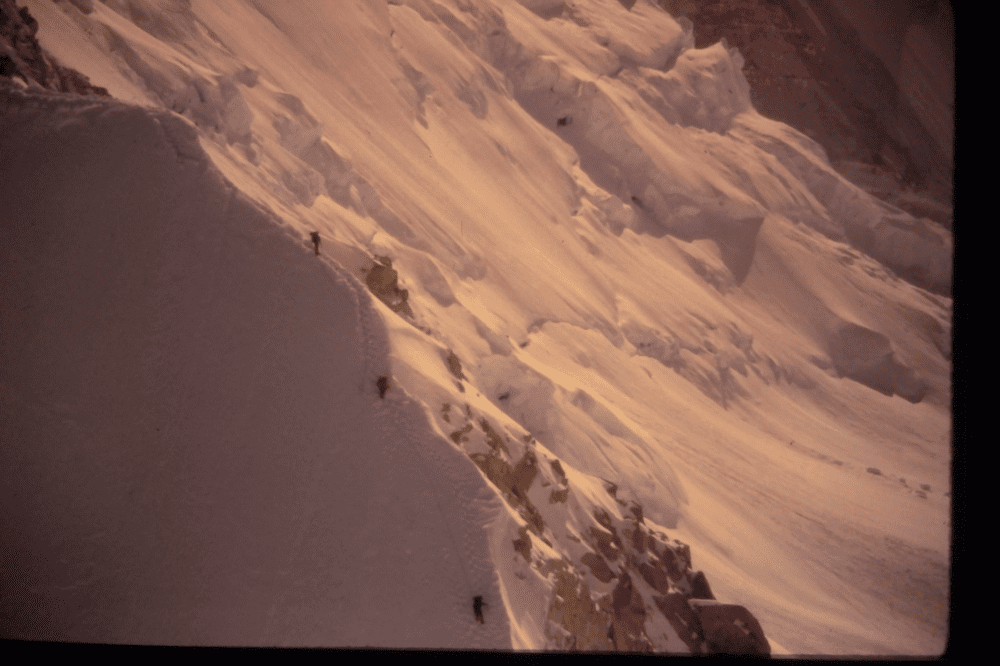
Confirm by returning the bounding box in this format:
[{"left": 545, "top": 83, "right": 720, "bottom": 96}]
[
  {"left": 0, "top": 81, "right": 765, "bottom": 652},
  {"left": 3, "top": 0, "right": 950, "bottom": 654}
]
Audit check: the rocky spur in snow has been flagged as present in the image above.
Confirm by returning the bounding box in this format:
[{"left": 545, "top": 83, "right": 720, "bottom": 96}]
[
  {"left": 1, "top": 0, "right": 108, "bottom": 95},
  {"left": 364, "top": 254, "right": 414, "bottom": 318},
  {"left": 438, "top": 395, "right": 770, "bottom": 654}
]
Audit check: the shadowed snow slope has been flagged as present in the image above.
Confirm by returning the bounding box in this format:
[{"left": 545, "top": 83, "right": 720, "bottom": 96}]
[
  {"left": 4, "top": 0, "right": 951, "bottom": 655},
  {"left": 0, "top": 87, "right": 510, "bottom": 648}
]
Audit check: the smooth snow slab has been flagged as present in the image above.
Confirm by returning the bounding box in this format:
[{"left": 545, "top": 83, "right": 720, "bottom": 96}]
[{"left": 0, "top": 87, "right": 509, "bottom": 648}]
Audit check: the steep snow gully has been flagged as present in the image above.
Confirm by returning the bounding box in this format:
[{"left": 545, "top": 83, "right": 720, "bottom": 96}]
[{"left": 2, "top": 0, "right": 950, "bottom": 655}]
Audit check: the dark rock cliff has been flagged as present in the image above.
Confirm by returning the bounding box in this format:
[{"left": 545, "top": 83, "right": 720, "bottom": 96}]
[
  {"left": 1, "top": 0, "right": 109, "bottom": 96},
  {"left": 659, "top": 0, "right": 953, "bottom": 227}
]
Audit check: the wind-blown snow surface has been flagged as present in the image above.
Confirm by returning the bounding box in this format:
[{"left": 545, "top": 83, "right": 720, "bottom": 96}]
[{"left": 3, "top": 0, "right": 950, "bottom": 654}]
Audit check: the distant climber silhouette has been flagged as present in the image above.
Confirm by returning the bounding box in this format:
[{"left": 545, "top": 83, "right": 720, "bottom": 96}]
[
  {"left": 473, "top": 595, "right": 488, "bottom": 624},
  {"left": 377, "top": 375, "right": 389, "bottom": 399},
  {"left": 310, "top": 231, "right": 321, "bottom": 256}
]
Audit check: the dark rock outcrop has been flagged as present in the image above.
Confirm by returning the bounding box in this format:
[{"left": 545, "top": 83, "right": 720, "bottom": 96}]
[
  {"left": 689, "top": 599, "right": 772, "bottom": 656},
  {"left": 609, "top": 571, "right": 653, "bottom": 651},
  {"left": 447, "top": 402, "right": 770, "bottom": 653},
  {"left": 0, "top": 0, "right": 109, "bottom": 96},
  {"left": 364, "top": 255, "right": 412, "bottom": 317},
  {"left": 660, "top": 0, "right": 953, "bottom": 211},
  {"left": 654, "top": 593, "right": 706, "bottom": 652},
  {"left": 690, "top": 569, "right": 715, "bottom": 600}
]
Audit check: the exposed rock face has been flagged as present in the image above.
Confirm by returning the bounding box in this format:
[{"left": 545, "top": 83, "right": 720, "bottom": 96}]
[
  {"left": 0, "top": 0, "right": 109, "bottom": 96},
  {"left": 689, "top": 569, "right": 715, "bottom": 600},
  {"left": 364, "top": 255, "right": 413, "bottom": 317},
  {"left": 659, "top": 0, "right": 953, "bottom": 225},
  {"left": 689, "top": 599, "right": 772, "bottom": 656},
  {"left": 441, "top": 398, "right": 771, "bottom": 653},
  {"left": 609, "top": 571, "right": 652, "bottom": 651}
]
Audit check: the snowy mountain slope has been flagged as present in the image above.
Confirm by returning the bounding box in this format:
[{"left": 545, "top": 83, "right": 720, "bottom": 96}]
[
  {"left": 0, "top": 86, "right": 513, "bottom": 647},
  {"left": 0, "top": 80, "right": 764, "bottom": 652},
  {"left": 2, "top": 91, "right": 752, "bottom": 650},
  {"left": 3, "top": 0, "right": 950, "bottom": 654}
]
